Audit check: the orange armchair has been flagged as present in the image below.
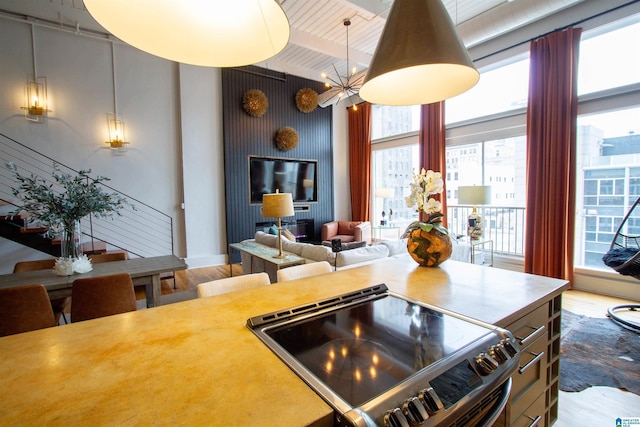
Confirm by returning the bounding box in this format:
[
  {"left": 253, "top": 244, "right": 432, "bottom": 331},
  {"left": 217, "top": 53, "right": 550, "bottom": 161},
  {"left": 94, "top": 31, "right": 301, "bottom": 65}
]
[{"left": 321, "top": 221, "right": 371, "bottom": 244}]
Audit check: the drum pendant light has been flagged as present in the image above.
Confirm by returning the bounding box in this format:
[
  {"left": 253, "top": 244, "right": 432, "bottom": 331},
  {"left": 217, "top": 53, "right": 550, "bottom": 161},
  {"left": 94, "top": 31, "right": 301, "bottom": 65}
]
[
  {"left": 84, "top": 0, "right": 290, "bottom": 67},
  {"left": 359, "top": 0, "right": 479, "bottom": 106}
]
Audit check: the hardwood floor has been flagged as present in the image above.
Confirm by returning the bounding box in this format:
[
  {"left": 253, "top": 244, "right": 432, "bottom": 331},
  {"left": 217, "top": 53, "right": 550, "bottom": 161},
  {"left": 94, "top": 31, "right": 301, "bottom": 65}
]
[{"left": 158, "top": 266, "right": 640, "bottom": 425}]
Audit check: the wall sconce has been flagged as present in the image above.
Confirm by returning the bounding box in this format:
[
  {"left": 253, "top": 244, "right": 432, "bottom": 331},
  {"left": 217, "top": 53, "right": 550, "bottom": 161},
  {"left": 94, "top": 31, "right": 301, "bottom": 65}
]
[
  {"left": 106, "top": 113, "right": 129, "bottom": 155},
  {"left": 21, "top": 78, "right": 51, "bottom": 122},
  {"left": 21, "top": 25, "right": 51, "bottom": 123}
]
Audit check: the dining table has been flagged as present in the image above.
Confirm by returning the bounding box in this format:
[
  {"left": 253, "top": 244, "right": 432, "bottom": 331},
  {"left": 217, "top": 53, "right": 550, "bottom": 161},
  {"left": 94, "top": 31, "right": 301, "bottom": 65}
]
[{"left": 0, "top": 254, "right": 187, "bottom": 307}]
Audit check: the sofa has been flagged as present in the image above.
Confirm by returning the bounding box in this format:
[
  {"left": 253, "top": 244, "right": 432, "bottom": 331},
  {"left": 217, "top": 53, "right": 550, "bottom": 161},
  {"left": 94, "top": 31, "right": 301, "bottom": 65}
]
[
  {"left": 240, "top": 231, "right": 402, "bottom": 282},
  {"left": 321, "top": 221, "right": 372, "bottom": 244}
]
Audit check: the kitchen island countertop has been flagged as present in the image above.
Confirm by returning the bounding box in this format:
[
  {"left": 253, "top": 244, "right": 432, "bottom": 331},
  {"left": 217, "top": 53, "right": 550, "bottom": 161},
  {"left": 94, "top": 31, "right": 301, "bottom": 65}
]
[{"left": 0, "top": 256, "right": 568, "bottom": 426}]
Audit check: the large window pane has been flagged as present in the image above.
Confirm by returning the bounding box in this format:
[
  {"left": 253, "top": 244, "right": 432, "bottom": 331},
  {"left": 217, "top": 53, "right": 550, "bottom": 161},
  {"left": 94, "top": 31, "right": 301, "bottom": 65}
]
[
  {"left": 575, "top": 106, "right": 640, "bottom": 269},
  {"left": 371, "top": 105, "right": 420, "bottom": 140},
  {"left": 371, "top": 144, "right": 419, "bottom": 229},
  {"left": 578, "top": 17, "right": 640, "bottom": 95},
  {"left": 445, "top": 57, "right": 529, "bottom": 124},
  {"left": 446, "top": 136, "right": 526, "bottom": 255}
]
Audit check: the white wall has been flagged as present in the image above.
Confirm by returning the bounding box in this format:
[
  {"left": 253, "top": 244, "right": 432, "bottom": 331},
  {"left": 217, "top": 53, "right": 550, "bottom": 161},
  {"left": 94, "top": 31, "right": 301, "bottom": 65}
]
[
  {"left": 0, "top": 20, "right": 183, "bottom": 215},
  {"left": 332, "top": 105, "right": 351, "bottom": 221},
  {"left": 178, "top": 64, "right": 227, "bottom": 268},
  {"left": 0, "top": 11, "right": 348, "bottom": 274}
]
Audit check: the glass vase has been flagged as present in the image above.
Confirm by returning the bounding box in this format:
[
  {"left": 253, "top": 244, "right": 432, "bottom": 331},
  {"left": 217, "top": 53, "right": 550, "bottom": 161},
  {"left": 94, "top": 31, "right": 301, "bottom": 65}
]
[{"left": 60, "top": 220, "right": 82, "bottom": 259}]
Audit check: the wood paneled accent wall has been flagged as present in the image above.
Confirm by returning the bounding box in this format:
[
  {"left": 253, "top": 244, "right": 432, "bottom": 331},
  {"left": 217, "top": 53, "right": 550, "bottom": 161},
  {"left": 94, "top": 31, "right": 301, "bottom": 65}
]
[{"left": 222, "top": 66, "right": 334, "bottom": 258}]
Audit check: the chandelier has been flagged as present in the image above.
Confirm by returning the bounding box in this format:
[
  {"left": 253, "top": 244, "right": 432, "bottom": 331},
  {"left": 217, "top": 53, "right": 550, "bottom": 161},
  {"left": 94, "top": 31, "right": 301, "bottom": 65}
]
[{"left": 318, "top": 19, "right": 365, "bottom": 110}]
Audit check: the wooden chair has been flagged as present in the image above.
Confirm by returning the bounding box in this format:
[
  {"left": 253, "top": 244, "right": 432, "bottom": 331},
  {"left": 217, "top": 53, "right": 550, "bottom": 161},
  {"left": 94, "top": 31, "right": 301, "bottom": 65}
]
[
  {"left": 0, "top": 284, "right": 57, "bottom": 337},
  {"left": 88, "top": 251, "right": 129, "bottom": 264},
  {"left": 197, "top": 272, "right": 271, "bottom": 298},
  {"left": 71, "top": 273, "right": 137, "bottom": 322},
  {"left": 13, "top": 259, "right": 70, "bottom": 324},
  {"left": 276, "top": 261, "right": 332, "bottom": 282}
]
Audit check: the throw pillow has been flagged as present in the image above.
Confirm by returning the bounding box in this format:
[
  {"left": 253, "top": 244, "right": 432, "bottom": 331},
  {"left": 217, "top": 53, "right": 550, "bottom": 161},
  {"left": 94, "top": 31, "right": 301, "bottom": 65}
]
[
  {"left": 342, "top": 241, "right": 367, "bottom": 251},
  {"left": 374, "top": 239, "right": 407, "bottom": 256},
  {"left": 336, "top": 245, "right": 389, "bottom": 268},
  {"left": 268, "top": 224, "right": 278, "bottom": 235},
  {"left": 282, "top": 229, "right": 296, "bottom": 242},
  {"left": 321, "top": 240, "right": 366, "bottom": 251}
]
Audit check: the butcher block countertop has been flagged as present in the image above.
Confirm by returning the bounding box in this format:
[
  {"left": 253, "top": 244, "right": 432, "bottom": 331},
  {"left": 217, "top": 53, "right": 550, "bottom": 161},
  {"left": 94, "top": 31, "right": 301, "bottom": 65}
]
[{"left": 0, "top": 256, "right": 568, "bottom": 426}]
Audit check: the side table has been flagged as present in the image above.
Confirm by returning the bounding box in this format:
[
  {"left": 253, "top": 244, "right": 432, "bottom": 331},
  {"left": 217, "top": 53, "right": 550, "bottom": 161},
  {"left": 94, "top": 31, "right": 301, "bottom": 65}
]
[
  {"left": 470, "top": 238, "right": 494, "bottom": 266},
  {"left": 372, "top": 225, "right": 402, "bottom": 241}
]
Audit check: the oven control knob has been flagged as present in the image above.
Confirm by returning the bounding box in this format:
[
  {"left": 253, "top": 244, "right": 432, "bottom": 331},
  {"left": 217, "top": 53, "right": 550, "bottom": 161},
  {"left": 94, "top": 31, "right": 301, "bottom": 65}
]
[
  {"left": 402, "top": 396, "right": 429, "bottom": 426},
  {"left": 418, "top": 387, "right": 444, "bottom": 415},
  {"left": 475, "top": 352, "right": 499, "bottom": 375},
  {"left": 384, "top": 407, "right": 410, "bottom": 427},
  {"left": 501, "top": 338, "right": 518, "bottom": 357},
  {"left": 489, "top": 343, "right": 508, "bottom": 365}
]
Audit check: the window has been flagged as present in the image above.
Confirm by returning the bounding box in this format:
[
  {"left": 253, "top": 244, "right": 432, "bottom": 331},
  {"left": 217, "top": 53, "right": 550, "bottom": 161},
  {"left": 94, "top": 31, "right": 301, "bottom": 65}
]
[
  {"left": 445, "top": 57, "right": 529, "bottom": 124},
  {"left": 575, "top": 107, "right": 640, "bottom": 269},
  {"left": 371, "top": 143, "right": 419, "bottom": 229},
  {"left": 573, "top": 15, "right": 640, "bottom": 271},
  {"left": 578, "top": 18, "right": 640, "bottom": 95},
  {"left": 368, "top": 13, "right": 640, "bottom": 272},
  {"left": 371, "top": 105, "right": 421, "bottom": 140}
]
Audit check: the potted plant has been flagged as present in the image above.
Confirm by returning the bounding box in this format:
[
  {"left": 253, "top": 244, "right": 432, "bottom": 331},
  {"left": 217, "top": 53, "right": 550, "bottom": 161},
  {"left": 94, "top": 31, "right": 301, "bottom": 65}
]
[
  {"left": 7, "top": 162, "right": 130, "bottom": 264},
  {"left": 402, "top": 168, "right": 453, "bottom": 267}
]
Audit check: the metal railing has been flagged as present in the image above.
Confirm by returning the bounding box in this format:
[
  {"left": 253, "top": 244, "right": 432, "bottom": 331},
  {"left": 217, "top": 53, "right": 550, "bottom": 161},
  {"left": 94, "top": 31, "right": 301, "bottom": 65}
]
[
  {"left": 447, "top": 205, "right": 526, "bottom": 257},
  {"left": 0, "top": 133, "right": 174, "bottom": 258}
]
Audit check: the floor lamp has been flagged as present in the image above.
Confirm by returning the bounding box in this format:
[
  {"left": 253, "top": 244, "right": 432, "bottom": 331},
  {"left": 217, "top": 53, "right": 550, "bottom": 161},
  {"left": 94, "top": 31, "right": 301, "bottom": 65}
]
[
  {"left": 458, "top": 186, "right": 491, "bottom": 240},
  {"left": 262, "top": 190, "right": 295, "bottom": 259}
]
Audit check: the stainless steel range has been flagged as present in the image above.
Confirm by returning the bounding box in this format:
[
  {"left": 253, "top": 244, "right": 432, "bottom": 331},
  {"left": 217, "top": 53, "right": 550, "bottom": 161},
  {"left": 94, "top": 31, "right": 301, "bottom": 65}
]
[{"left": 247, "top": 284, "right": 520, "bottom": 427}]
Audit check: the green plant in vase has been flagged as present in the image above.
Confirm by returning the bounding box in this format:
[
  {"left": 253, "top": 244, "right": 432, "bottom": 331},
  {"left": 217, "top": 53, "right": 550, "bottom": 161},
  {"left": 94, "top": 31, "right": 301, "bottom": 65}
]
[{"left": 7, "top": 162, "right": 130, "bottom": 267}]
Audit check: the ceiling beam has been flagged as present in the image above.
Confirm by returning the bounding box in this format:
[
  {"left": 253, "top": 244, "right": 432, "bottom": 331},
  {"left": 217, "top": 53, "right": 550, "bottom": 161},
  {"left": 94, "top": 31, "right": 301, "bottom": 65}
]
[
  {"left": 289, "top": 27, "right": 372, "bottom": 68},
  {"left": 333, "top": 0, "right": 392, "bottom": 20}
]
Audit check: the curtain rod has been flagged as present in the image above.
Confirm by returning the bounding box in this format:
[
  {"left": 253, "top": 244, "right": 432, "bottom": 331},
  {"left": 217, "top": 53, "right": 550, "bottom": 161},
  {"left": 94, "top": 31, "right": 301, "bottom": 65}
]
[{"left": 474, "top": 0, "right": 640, "bottom": 63}]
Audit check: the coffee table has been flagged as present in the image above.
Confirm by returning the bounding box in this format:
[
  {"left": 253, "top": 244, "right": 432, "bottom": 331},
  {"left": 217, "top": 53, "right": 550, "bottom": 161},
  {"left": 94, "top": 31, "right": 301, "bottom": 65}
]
[{"left": 229, "top": 241, "right": 305, "bottom": 281}]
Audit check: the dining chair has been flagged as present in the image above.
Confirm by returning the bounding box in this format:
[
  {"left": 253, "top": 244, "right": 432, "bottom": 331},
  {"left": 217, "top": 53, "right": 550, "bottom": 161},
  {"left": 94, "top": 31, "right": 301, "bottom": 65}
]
[
  {"left": 88, "top": 251, "right": 129, "bottom": 264},
  {"left": 0, "top": 284, "right": 57, "bottom": 337},
  {"left": 71, "top": 273, "right": 137, "bottom": 322},
  {"left": 197, "top": 272, "right": 271, "bottom": 298},
  {"left": 276, "top": 261, "right": 333, "bottom": 282},
  {"left": 13, "top": 258, "right": 70, "bottom": 324}
]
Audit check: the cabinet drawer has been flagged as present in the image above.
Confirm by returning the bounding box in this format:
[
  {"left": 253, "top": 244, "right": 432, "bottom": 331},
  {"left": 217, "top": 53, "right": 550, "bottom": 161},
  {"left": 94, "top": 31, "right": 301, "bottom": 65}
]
[
  {"left": 510, "top": 334, "right": 547, "bottom": 416},
  {"left": 508, "top": 303, "right": 548, "bottom": 351},
  {"left": 511, "top": 392, "right": 546, "bottom": 427}
]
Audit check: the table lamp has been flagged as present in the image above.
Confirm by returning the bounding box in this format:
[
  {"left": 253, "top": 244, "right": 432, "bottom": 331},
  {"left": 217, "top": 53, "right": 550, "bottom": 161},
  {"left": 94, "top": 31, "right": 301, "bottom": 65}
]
[
  {"left": 375, "top": 188, "right": 393, "bottom": 226},
  {"left": 458, "top": 185, "right": 491, "bottom": 240},
  {"left": 262, "top": 189, "right": 295, "bottom": 258}
]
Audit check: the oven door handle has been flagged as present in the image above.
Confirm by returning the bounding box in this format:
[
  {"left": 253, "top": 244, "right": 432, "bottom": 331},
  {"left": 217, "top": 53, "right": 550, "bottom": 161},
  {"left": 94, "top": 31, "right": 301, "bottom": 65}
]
[{"left": 476, "top": 378, "right": 512, "bottom": 427}]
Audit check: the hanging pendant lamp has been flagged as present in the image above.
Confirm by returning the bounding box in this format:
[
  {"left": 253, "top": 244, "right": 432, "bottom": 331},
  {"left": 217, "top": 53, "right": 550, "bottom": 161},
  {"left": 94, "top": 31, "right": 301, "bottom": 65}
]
[
  {"left": 359, "top": 0, "right": 479, "bottom": 106},
  {"left": 84, "top": 0, "right": 290, "bottom": 67}
]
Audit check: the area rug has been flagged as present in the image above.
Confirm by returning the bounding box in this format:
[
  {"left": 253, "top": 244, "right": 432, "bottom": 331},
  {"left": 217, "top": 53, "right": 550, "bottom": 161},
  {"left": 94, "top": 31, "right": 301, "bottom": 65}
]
[{"left": 560, "top": 309, "right": 640, "bottom": 395}]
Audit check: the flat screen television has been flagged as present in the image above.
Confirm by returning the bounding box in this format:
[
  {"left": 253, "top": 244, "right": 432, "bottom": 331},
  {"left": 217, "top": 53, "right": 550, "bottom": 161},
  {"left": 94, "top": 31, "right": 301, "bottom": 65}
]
[{"left": 249, "top": 155, "right": 318, "bottom": 204}]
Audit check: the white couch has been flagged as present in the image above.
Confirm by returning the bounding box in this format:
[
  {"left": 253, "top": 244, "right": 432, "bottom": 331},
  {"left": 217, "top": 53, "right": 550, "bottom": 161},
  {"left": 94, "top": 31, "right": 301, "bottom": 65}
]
[{"left": 240, "top": 231, "right": 396, "bottom": 282}]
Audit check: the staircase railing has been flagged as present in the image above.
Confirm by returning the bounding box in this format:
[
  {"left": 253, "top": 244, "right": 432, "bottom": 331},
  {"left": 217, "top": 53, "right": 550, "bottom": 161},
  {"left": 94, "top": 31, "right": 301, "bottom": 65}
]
[{"left": 0, "top": 133, "right": 174, "bottom": 258}]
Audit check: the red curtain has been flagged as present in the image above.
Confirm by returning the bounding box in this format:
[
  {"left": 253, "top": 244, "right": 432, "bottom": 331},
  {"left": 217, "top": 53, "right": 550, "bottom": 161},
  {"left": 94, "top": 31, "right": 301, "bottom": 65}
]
[
  {"left": 348, "top": 103, "right": 372, "bottom": 221},
  {"left": 525, "top": 27, "right": 582, "bottom": 285},
  {"left": 419, "top": 102, "right": 448, "bottom": 226}
]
